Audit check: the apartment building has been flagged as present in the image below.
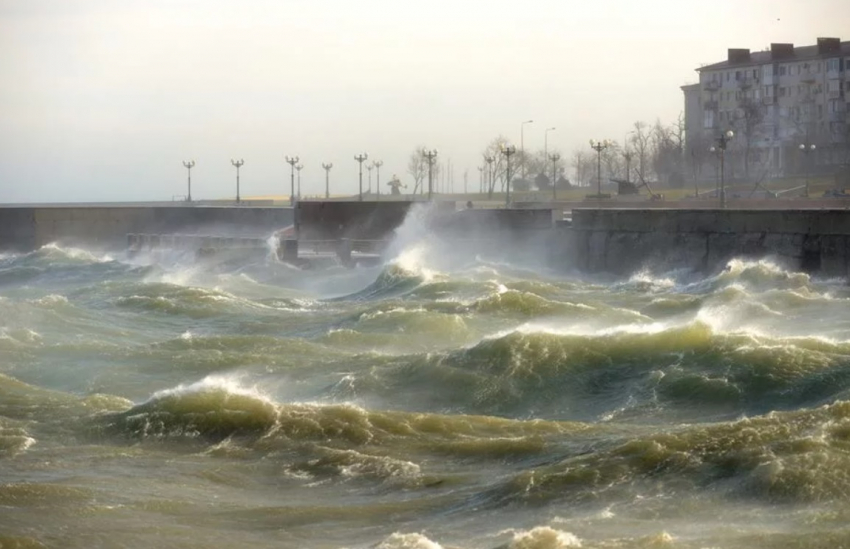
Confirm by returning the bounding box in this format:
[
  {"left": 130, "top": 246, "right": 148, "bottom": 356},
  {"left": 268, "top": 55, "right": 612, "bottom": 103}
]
[{"left": 683, "top": 37, "right": 850, "bottom": 179}]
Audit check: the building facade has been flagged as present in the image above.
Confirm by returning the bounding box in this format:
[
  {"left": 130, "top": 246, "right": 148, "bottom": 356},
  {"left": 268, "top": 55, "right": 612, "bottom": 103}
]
[{"left": 683, "top": 38, "right": 850, "bottom": 181}]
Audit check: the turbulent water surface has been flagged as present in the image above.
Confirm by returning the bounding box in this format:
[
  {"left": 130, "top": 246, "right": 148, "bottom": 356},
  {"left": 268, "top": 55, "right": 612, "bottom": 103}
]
[{"left": 4, "top": 209, "right": 850, "bottom": 549}]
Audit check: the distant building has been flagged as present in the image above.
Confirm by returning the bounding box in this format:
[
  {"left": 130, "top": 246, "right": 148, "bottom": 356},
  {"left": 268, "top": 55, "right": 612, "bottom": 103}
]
[{"left": 683, "top": 37, "right": 850, "bottom": 180}]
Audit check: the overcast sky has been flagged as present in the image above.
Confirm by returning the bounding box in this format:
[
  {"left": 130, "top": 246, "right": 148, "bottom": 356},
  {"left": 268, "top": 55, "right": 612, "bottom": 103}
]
[{"left": 1, "top": 0, "right": 848, "bottom": 202}]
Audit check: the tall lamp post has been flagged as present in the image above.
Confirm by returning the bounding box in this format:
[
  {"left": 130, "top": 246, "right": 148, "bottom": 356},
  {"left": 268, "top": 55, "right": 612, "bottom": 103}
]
[
  {"left": 549, "top": 153, "right": 561, "bottom": 201},
  {"left": 354, "top": 153, "right": 368, "bottom": 201},
  {"left": 544, "top": 127, "right": 556, "bottom": 162},
  {"left": 501, "top": 144, "right": 517, "bottom": 207},
  {"left": 285, "top": 155, "right": 299, "bottom": 205},
  {"left": 589, "top": 140, "right": 611, "bottom": 198},
  {"left": 423, "top": 149, "right": 438, "bottom": 200},
  {"left": 366, "top": 163, "right": 374, "bottom": 195},
  {"left": 484, "top": 155, "right": 495, "bottom": 199},
  {"left": 623, "top": 150, "right": 634, "bottom": 183},
  {"left": 296, "top": 164, "right": 303, "bottom": 199},
  {"left": 182, "top": 160, "right": 195, "bottom": 202},
  {"left": 231, "top": 159, "right": 244, "bottom": 204},
  {"left": 373, "top": 160, "right": 383, "bottom": 199},
  {"left": 520, "top": 120, "right": 533, "bottom": 183},
  {"left": 322, "top": 163, "right": 333, "bottom": 199},
  {"left": 709, "top": 130, "right": 734, "bottom": 208},
  {"left": 799, "top": 143, "right": 816, "bottom": 198}
]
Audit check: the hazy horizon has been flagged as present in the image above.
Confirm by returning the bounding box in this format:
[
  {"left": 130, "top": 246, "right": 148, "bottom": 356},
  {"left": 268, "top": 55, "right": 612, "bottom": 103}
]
[{"left": 1, "top": 0, "right": 848, "bottom": 203}]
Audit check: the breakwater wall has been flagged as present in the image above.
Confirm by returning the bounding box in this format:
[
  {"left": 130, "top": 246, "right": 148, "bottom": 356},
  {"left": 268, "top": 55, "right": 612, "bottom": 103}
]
[
  {"left": 568, "top": 209, "right": 850, "bottom": 275},
  {"left": 0, "top": 206, "right": 292, "bottom": 252}
]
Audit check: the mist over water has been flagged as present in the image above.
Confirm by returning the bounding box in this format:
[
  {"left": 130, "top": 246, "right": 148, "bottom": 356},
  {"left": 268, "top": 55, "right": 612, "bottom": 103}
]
[{"left": 3, "top": 205, "right": 850, "bottom": 548}]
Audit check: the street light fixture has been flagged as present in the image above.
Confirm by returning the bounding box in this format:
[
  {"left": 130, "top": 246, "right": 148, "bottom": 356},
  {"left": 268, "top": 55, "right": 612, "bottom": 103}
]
[
  {"left": 589, "top": 140, "right": 612, "bottom": 198},
  {"left": 501, "top": 144, "right": 517, "bottom": 207},
  {"left": 366, "top": 163, "right": 374, "bottom": 195},
  {"left": 544, "top": 127, "right": 556, "bottom": 162},
  {"left": 520, "top": 120, "right": 533, "bottom": 183},
  {"left": 373, "top": 160, "right": 383, "bottom": 199},
  {"left": 799, "top": 143, "right": 816, "bottom": 198},
  {"left": 182, "top": 160, "right": 195, "bottom": 202},
  {"left": 231, "top": 159, "right": 244, "bottom": 204},
  {"left": 285, "top": 155, "right": 299, "bottom": 206},
  {"left": 709, "top": 130, "right": 734, "bottom": 208},
  {"left": 422, "top": 149, "right": 438, "bottom": 200},
  {"left": 483, "top": 155, "right": 495, "bottom": 199},
  {"left": 354, "top": 153, "right": 369, "bottom": 201},
  {"left": 549, "top": 153, "right": 561, "bottom": 202},
  {"left": 322, "top": 162, "right": 333, "bottom": 199}
]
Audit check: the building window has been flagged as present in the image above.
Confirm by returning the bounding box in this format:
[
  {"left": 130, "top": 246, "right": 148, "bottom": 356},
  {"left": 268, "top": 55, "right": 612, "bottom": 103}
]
[
  {"left": 780, "top": 66, "right": 787, "bottom": 76},
  {"left": 779, "top": 87, "right": 786, "bottom": 97}
]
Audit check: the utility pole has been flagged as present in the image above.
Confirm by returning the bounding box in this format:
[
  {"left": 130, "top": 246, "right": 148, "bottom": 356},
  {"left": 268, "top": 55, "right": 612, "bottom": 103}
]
[
  {"left": 322, "top": 162, "right": 333, "bottom": 199},
  {"left": 285, "top": 155, "right": 299, "bottom": 206},
  {"left": 423, "top": 149, "right": 438, "bottom": 200},
  {"left": 231, "top": 159, "right": 244, "bottom": 204},
  {"left": 354, "top": 153, "right": 368, "bottom": 201},
  {"left": 182, "top": 160, "right": 195, "bottom": 202}
]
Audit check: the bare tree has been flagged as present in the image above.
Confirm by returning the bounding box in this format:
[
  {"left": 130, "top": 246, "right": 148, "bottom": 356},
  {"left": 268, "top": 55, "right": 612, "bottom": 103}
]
[
  {"left": 630, "top": 121, "right": 653, "bottom": 183},
  {"left": 732, "top": 97, "right": 765, "bottom": 181},
  {"left": 481, "top": 136, "right": 510, "bottom": 195}
]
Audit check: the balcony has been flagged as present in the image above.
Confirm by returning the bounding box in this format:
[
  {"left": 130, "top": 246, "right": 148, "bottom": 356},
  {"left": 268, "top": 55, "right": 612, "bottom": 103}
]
[
  {"left": 800, "top": 72, "right": 818, "bottom": 83},
  {"left": 762, "top": 96, "right": 776, "bottom": 105},
  {"left": 703, "top": 100, "right": 719, "bottom": 110},
  {"left": 704, "top": 80, "right": 721, "bottom": 91},
  {"left": 737, "top": 76, "right": 758, "bottom": 88}
]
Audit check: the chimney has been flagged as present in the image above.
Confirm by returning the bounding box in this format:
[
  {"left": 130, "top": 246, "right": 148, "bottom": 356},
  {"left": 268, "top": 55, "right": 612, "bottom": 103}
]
[
  {"left": 770, "top": 43, "right": 794, "bottom": 60},
  {"left": 727, "top": 48, "right": 751, "bottom": 64},
  {"left": 817, "top": 37, "right": 840, "bottom": 54}
]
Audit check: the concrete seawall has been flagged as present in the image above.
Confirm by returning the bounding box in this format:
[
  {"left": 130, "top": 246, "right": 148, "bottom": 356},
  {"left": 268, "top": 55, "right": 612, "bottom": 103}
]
[
  {"left": 569, "top": 209, "right": 850, "bottom": 276},
  {"left": 0, "top": 206, "right": 292, "bottom": 251}
]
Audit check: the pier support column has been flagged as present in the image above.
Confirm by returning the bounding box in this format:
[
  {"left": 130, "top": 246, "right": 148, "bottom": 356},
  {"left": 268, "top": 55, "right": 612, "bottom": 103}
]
[
  {"left": 279, "top": 239, "right": 298, "bottom": 262},
  {"left": 336, "top": 238, "right": 352, "bottom": 265}
]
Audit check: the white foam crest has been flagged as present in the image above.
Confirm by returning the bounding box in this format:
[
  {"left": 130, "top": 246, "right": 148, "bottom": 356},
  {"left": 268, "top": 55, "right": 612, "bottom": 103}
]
[
  {"left": 375, "top": 532, "right": 444, "bottom": 549},
  {"left": 41, "top": 242, "right": 114, "bottom": 263},
  {"left": 145, "top": 374, "right": 273, "bottom": 405},
  {"left": 626, "top": 268, "right": 676, "bottom": 290},
  {"left": 499, "top": 526, "right": 582, "bottom": 549}
]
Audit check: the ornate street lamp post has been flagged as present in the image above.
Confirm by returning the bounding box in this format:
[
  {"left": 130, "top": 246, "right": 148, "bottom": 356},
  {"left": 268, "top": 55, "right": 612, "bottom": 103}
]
[
  {"left": 423, "top": 149, "right": 438, "bottom": 200},
  {"left": 285, "top": 155, "right": 299, "bottom": 206},
  {"left": 182, "top": 160, "right": 195, "bottom": 202},
  {"left": 709, "top": 130, "right": 734, "bottom": 208},
  {"left": 373, "top": 160, "right": 383, "bottom": 199},
  {"left": 296, "top": 163, "right": 303, "bottom": 199},
  {"left": 230, "top": 159, "right": 244, "bottom": 204},
  {"left": 354, "top": 153, "right": 368, "bottom": 201},
  {"left": 589, "top": 140, "right": 611, "bottom": 198},
  {"left": 484, "top": 155, "right": 495, "bottom": 199},
  {"left": 501, "top": 144, "right": 517, "bottom": 207},
  {"left": 322, "top": 163, "right": 333, "bottom": 199}
]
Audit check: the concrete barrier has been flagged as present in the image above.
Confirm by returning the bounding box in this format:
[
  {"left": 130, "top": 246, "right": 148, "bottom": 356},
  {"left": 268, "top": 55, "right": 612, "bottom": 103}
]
[
  {"left": 0, "top": 206, "right": 293, "bottom": 252},
  {"left": 568, "top": 208, "right": 850, "bottom": 276}
]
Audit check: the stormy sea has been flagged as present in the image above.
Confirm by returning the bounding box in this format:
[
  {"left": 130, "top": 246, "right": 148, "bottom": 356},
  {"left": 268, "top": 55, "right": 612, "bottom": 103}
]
[{"left": 3, "top": 206, "right": 850, "bottom": 549}]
